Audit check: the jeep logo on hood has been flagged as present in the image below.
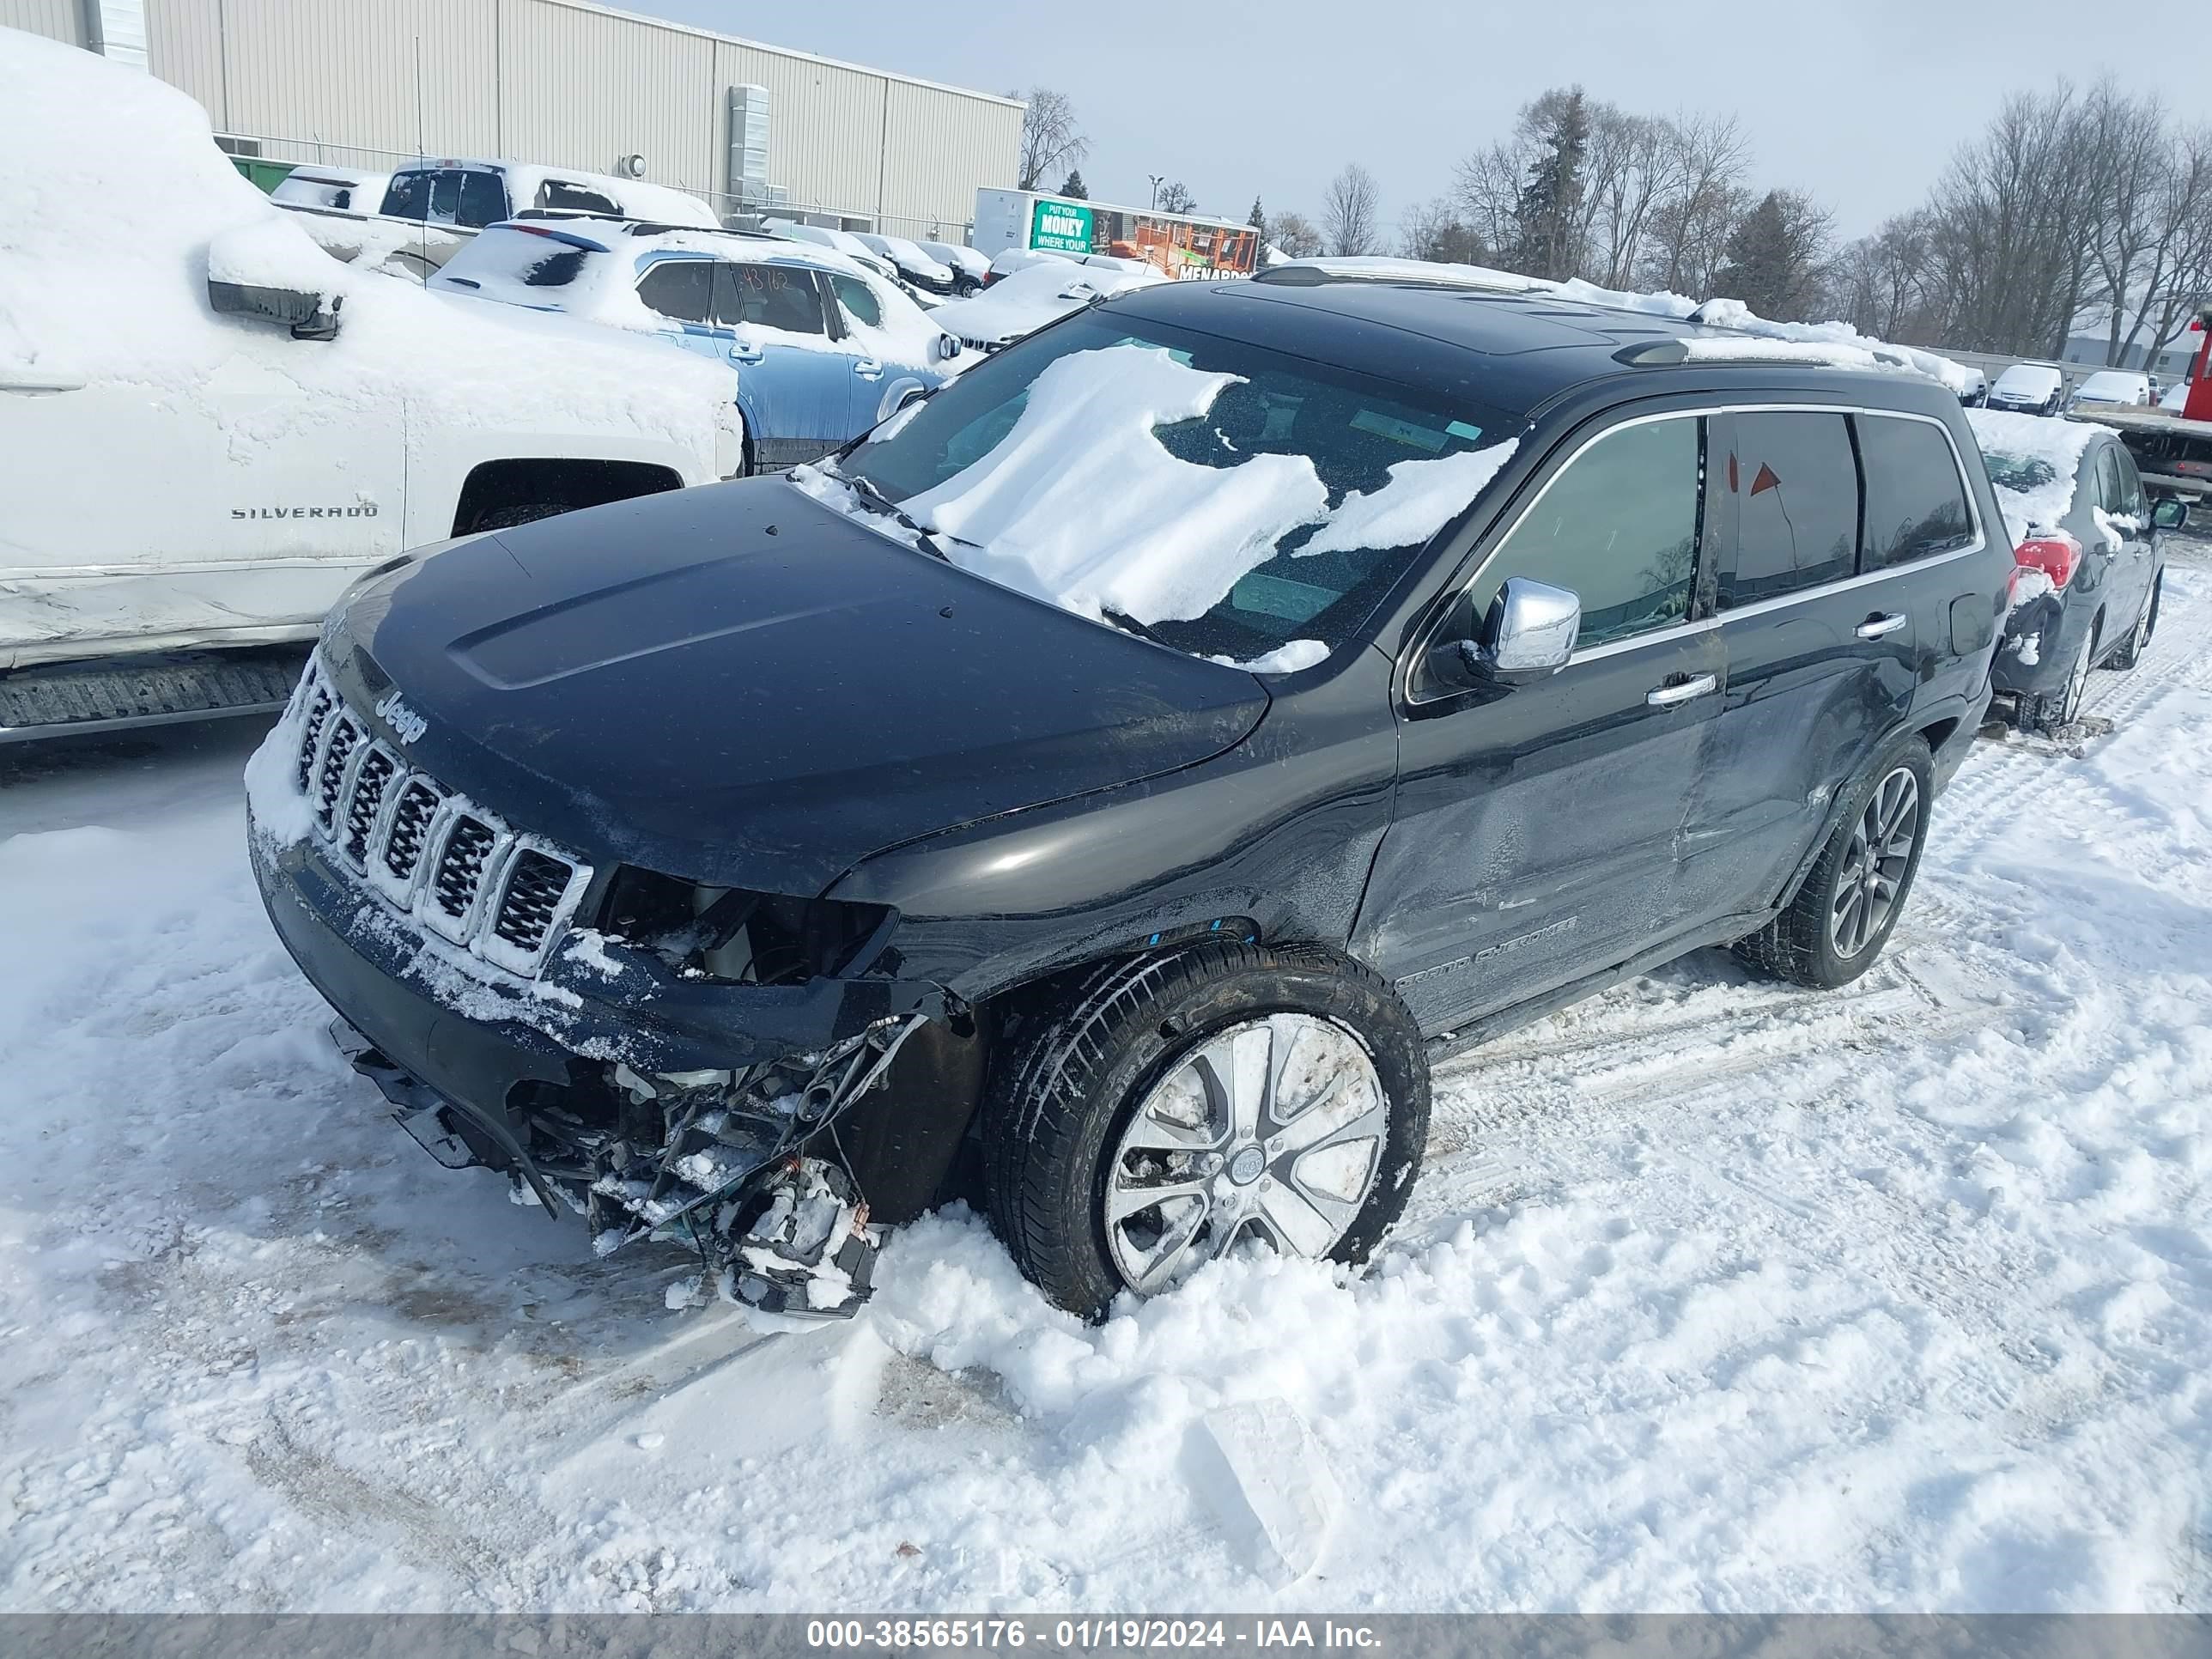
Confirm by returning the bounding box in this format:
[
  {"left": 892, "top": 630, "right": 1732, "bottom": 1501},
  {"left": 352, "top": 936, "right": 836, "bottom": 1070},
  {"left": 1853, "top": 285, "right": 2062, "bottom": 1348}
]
[{"left": 232, "top": 504, "right": 381, "bottom": 519}]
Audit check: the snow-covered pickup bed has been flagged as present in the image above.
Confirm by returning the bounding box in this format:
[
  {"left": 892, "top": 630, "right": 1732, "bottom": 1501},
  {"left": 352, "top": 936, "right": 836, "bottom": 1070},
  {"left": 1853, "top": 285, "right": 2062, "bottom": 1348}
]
[
  {"left": 0, "top": 29, "right": 744, "bottom": 742},
  {"left": 2079, "top": 407, "right": 2212, "bottom": 503}
]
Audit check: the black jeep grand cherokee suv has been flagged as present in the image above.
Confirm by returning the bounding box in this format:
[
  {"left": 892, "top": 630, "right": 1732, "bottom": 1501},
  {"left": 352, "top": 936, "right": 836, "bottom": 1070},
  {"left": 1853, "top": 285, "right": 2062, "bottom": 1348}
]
[{"left": 250, "top": 269, "right": 2009, "bottom": 1317}]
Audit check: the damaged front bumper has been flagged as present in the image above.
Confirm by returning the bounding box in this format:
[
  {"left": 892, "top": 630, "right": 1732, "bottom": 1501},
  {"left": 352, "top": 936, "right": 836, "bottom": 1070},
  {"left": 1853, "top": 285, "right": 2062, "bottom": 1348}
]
[{"left": 250, "top": 826, "right": 947, "bottom": 1308}]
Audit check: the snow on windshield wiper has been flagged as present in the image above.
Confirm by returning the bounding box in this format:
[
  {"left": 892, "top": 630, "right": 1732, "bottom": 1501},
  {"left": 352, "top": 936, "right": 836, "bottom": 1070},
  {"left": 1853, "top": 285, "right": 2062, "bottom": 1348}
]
[{"left": 834, "top": 469, "right": 951, "bottom": 562}]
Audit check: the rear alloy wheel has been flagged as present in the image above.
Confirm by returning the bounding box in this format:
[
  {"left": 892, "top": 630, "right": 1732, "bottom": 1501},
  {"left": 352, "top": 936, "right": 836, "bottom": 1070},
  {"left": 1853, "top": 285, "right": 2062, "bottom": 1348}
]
[
  {"left": 983, "top": 943, "right": 1429, "bottom": 1318},
  {"left": 1734, "top": 737, "right": 1934, "bottom": 990},
  {"left": 2106, "top": 576, "right": 2159, "bottom": 672}
]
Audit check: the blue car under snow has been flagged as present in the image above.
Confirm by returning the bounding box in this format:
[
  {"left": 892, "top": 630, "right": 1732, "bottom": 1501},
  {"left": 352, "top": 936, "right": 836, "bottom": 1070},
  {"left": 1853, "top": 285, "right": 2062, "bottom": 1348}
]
[{"left": 430, "top": 221, "right": 959, "bottom": 471}]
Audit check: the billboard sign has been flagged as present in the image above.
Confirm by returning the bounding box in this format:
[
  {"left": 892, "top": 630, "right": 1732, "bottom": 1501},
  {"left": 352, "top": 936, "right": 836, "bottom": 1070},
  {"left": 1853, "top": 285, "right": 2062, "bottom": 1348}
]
[{"left": 1029, "top": 198, "right": 1094, "bottom": 252}]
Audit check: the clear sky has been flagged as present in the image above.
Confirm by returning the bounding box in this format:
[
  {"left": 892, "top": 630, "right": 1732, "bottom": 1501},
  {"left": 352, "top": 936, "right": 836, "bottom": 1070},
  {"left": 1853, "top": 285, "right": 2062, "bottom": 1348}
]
[{"left": 633, "top": 0, "right": 2212, "bottom": 242}]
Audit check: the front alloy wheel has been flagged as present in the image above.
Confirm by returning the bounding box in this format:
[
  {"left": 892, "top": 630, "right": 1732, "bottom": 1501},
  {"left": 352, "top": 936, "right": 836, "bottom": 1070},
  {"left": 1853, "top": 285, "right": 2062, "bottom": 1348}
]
[
  {"left": 1830, "top": 767, "right": 1919, "bottom": 959},
  {"left": 982, "top": 943, "right": 1429, "bottom": 1318},
  {"left": 1103, "top": 1014, "right": 1388, "bottom": 1295}
]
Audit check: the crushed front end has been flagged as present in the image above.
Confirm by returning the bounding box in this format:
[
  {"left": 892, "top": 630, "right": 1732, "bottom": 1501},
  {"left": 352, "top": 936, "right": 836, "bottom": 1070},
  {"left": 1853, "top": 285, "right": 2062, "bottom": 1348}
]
[{"left": 246, "top": 653, "right": 959, "bottom": 1317}]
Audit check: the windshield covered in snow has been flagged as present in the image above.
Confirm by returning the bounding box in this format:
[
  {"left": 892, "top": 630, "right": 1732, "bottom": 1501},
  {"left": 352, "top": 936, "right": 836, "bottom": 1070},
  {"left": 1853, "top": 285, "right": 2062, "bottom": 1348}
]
[{"left": 834, "top": 313, "right": 1518, "bottom": 665}]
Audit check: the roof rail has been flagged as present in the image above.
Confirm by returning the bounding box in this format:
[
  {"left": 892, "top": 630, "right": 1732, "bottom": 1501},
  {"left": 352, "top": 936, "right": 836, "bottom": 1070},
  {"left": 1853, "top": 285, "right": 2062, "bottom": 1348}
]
[{"left": 1253, "top": 258, "right": 1545, "bottom": 295}]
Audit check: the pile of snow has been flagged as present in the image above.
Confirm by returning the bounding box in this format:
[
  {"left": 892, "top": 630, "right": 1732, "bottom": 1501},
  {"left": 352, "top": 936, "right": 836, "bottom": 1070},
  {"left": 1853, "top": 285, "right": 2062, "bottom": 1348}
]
[
  {"left": 1264, "top": 256, "right": 1976, "bottom": 396},
  {"left": 1966, "top": 406, "right": 2105, "bottom": 544},
  {"left": 0, "top": 27, "right": 733, "bottom": 456},
  {"left": 906, "top": 346, "right": 1329, "bottom": 623},
  {"left": 930, "top": 258, "right": 1165, "bottom": 349}
]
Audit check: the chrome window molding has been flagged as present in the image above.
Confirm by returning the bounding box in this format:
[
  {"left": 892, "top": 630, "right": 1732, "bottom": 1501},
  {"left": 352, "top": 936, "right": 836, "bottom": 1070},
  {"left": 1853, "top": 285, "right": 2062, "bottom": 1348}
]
[{"left": 1403, "top": 401, "right": 1990, "bottom": 703}]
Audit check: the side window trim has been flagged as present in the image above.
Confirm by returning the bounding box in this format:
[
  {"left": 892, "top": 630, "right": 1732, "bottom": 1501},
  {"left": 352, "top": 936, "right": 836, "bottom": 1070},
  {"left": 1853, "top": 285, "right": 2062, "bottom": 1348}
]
[{"left": 1401, "top": 400, "right": 1990, "bottom": 701}]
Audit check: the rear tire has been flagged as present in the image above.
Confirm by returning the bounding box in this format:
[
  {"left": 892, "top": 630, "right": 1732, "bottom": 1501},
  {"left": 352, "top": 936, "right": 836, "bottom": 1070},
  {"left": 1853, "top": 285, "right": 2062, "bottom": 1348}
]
[
  {"left": 2022, "top": 621, "right": 2098, "bottom": 733},
  {"left": 1734, "top": 737, "right": 1934, "bottom": 990},
  {"left": 981, "top": 943, "right": 1429, "bottom": 1320}
]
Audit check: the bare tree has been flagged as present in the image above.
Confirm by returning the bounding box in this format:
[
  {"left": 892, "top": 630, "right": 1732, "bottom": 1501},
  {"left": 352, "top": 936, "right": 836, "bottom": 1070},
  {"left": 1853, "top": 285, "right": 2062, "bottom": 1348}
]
[
  {"left": 1320, "top": 163, "right": 1382, "bottom": 256},
  {"left": 2128, "top": 126, "right": 2212, "bottom": 370},
  {"left": 1397, "top": 197, "right": 1485, "bottom": 264},
  {"left": 1011, "top": 88, "right": 1088, "bottom": 193},
  {"left": 1828, "top": 210, "right": 1942, "bottom": 341},
  {"left": 1271, "top": 210, "right": 1324, "bottom": 258},
  {"left": 1638, "top": 112, "right": 1750, "bottom": 297},
  {"left": 1156, "top": 180, "right": 1198, "bottom": 216},
  {"left": 1582, "top": 107, "right": 1675, "bottom": 289}
]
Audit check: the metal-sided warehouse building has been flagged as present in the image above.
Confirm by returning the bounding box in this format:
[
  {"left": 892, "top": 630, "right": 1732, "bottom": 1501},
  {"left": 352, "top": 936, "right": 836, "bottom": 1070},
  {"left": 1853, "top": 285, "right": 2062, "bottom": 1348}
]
[{"left": 3, "top": 0, "right": 1024, "bottom": 239}]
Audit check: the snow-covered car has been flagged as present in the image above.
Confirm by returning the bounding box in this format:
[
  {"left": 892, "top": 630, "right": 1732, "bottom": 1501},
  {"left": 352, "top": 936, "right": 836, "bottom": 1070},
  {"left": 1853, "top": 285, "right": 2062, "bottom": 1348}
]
[
  {"left": 249, "top": 268, "right": 2009, "bottom": 1322},
  {"left": 758, "top": 220, "right": 902, "bottom": 285},
  {"left": 1986, "top": 362, "right": 2067, "bottom": 416},
  {"left": 430, "top": 222, "right": 958, "bottom": 471},
  {"left": 981, "top": 246, "right": 1155, "bottom": 287},
  {"left": 915, "top": 238, "right": 991, "bottom": 295},
  {"left": 1957, "top": 365, "right": 1988, "bottom": 406},
  {"left": 930, "top": 256, "right": 1166, "bottom": 354},
  {"left": 2162, "top": 380, "right": 2194, "bottom": 411},
  {"left": 854, "top": 233, "right": 956, "bottom": 295},
  {"left": 2069, "top": 368, "right": 2152, "bottom": 411},
  {"left": 269, "top": 165, "right": 389, "bottom": 213},
  {"left": 1969, "top": 407, "right": 2183, "bottom": 732},
  {"left": 0, "top": 28, "right": 742, "bottom": 738}
]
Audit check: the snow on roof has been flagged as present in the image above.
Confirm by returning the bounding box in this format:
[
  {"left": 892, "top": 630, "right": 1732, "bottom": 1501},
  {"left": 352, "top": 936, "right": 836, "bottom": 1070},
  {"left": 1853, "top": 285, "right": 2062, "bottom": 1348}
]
[
  {"left": 929, "top": 259, "right": 1165, "bottom": 348},
  {"left": 392, "top": 158, "right": 720, "bottom": 228},
  {"left": 0, "top": 27, "right": 732, "bottom": 456},
  {"left": 1966, "top": 406, "right": 2105, "bottom": 543},
  {"left": 1261, "top": 258, "right": 1975, "bottom": 396}
]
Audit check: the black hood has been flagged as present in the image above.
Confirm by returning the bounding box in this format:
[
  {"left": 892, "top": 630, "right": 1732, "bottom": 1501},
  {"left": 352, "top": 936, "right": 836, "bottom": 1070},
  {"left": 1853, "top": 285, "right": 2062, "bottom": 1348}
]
[{"left": 328, "top": 479, "right": 1270, "bottom": 894}]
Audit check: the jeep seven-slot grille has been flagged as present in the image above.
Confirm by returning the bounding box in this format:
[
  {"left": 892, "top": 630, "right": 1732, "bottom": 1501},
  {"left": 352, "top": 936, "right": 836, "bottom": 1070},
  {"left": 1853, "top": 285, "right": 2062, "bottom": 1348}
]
[{"left": 280, "top": 659, "right": 590, "bottom": 976}]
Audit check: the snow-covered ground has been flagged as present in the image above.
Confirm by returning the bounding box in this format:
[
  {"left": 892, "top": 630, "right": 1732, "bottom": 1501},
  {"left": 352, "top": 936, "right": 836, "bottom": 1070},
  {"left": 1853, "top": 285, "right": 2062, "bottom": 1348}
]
[{"left": 3, "top": 548, "right": 2211, "bottom": 1613}]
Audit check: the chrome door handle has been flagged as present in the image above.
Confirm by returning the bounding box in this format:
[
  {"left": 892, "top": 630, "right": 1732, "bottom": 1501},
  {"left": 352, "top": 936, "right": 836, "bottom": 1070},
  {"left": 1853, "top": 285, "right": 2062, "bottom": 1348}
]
[
  {"left": 1856, "top": 612, "right": 1908, "bottom": 640},
  {"left": 1645, "top": 672, "right": 1717, "bottom": 708}
]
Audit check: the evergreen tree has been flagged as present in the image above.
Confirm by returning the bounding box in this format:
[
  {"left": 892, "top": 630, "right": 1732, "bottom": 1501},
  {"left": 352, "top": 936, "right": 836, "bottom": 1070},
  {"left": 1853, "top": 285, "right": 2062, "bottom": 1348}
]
[
  {"left": 1059, "top": 168, "right": 1089, "bottom": 200},
  {"left": 1248, "top": 195, "right": 1269, "bottom": 241},
  {"left": 1713, "top": 189, "right": 1830, "bottom": 320},
  {"left": 1510, "top": 88, "right": 1591, "bottom": 279}
]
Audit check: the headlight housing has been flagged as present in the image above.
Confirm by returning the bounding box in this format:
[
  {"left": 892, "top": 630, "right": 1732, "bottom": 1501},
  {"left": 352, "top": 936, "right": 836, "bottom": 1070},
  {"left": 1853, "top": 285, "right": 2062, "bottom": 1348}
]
[{"left": 599, "top": 867, "right": 895, "bottom": 986}]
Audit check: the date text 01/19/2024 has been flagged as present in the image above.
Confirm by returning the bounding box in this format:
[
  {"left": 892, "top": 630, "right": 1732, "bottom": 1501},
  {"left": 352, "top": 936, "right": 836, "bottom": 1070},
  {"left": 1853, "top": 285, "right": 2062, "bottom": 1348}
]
[{"left": 804, "top": 1619, "right": 1385, "bottom": 1650}]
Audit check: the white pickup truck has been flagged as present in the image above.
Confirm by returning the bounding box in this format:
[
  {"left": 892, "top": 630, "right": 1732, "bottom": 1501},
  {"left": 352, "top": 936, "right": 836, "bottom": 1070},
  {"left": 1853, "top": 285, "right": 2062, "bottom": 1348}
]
[{"left": 0, "top": 28, "right": 743, "bottom": 741}]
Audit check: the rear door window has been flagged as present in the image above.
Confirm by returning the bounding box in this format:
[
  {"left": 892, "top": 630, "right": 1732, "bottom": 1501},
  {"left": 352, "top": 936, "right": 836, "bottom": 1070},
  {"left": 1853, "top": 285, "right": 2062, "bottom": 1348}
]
[
  {"left": 829, "top": 272, "right": 885, "bottom": 331},
  {"left": 539, "top": 179, "right": 620, "bottom": 216},
  {"left": 1855, "top": 415, "right": 1975, "bottom": 571},
  {"left": 456, "top": 171, "right": 508, "bottom": 228},
  {"left": 714, "top": 264, "right": 828, "bottom": 336},
  {"left": 635, "top": 259, "right": 714, "bottom": 324},
  {"left": 1717, "top": 411, "right": 1858, "bottom": 608},
  {"left": 1475, "top": 416, "right": 1704, "bottom": 650}
]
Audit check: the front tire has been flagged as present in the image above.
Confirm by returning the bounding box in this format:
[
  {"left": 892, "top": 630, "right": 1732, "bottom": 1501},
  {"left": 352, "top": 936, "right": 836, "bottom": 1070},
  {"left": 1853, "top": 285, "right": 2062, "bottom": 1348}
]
[
  {"left": 1734, "top": 737, "right": 1934, "bottom": 990},
  {"left": 982, "top": 944, "right": 1430, "bottom": 1319}
]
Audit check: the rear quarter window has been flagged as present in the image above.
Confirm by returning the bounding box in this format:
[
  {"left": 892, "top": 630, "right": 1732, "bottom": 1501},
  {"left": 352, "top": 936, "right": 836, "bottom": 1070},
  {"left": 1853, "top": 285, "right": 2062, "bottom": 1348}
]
[{"left": 1856, "top": 415, "right": 1976, "bottom": 570}]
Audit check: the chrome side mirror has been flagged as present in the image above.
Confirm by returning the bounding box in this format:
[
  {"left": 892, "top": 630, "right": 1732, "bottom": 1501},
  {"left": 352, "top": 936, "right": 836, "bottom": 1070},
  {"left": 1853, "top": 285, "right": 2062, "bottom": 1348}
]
[
  {"left": 1480, "top": 578, "right": 1580, "bottom": 682},
  {"left": 1427, "top": 577, "right": 1581, "bottom": 690}
]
